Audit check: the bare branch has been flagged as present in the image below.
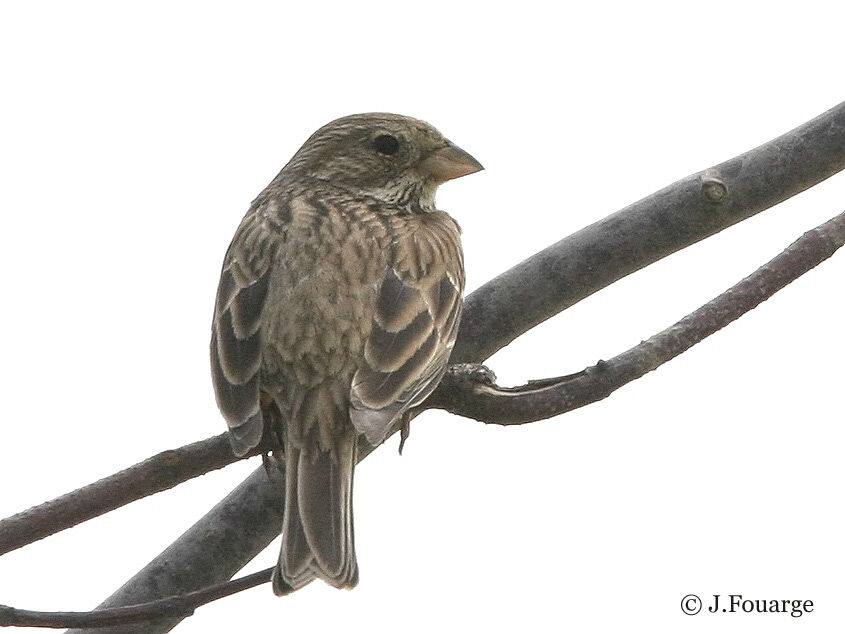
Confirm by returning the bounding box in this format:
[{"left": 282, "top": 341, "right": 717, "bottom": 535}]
[
  {"left": 0, "top": 434, "right": 279, "bottom": 557},
  {"left": 428, "top": 209, "right": 845, "bottom": 422},
  {"left": 453, "top": 100, "right": 845, "bottom": 363},
  {"left": 1, "top": 435, "right": 225, "bottom": 556},
  {"left": 0, "top": 569, "right": 271, "bottom": 629},
  {"left": 58, "top": 466, "right": 286, "bottom": 633}
]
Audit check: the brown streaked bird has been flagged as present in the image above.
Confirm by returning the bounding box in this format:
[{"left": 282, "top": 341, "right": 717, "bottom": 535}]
[{"left": 210, "top": 113, "right": 482, "bottom": 594}]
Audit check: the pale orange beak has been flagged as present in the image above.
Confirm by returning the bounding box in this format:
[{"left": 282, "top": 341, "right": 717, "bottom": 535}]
[{"left": 419, "top": 143, "right": 484, "bottom": 183}]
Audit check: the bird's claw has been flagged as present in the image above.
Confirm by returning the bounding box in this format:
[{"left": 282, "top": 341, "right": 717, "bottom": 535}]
[
  {"left": 447, "top": 363, "right": 497, "bottom": 387},
  {"left": 398, "top": 411, "right": 412, "bottom": 455}
]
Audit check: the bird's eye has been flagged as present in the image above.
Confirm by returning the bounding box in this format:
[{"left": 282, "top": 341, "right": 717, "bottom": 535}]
[{"left": 373, "top": 134, "right": 400, "bottom": 156}]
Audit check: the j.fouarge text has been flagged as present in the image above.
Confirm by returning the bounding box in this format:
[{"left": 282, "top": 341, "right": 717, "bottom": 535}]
[{"left": 708, "top": 594, "right": 813, "bottom": 617}]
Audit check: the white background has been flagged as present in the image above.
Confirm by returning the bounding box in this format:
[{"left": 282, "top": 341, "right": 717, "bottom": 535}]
[{"left": 1, "top": 2, "right": 843, "bottom": 633}]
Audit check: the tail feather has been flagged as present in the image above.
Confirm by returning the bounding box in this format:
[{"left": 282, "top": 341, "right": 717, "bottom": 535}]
[{"left": 273, "top": 434, "right": 359, "bottom": 595}]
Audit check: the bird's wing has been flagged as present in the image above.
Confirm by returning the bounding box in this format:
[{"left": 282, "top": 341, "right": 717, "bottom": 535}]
[
  {"left": 350, "top": 262, "right": 463, "bottom": 446},
  {"left": 211, "top": 206, "right": 282, "bottom": 456}
]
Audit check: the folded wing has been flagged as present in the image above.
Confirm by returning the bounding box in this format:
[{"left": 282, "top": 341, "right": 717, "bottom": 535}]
[
  {"left": 350, "top": 264, "right": 463, "bottom": 445},
  {"left": 211, "top": 209, "right": 281, "bottom": 456}
]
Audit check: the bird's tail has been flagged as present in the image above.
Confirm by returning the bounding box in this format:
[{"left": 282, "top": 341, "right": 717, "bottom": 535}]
[{"left": 272, "top": 430, "right": 359, "bottom": 595}]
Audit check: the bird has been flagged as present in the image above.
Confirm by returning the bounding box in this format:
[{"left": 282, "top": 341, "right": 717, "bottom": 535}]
[{"left": 210, "top": 113, "right": 482, "bottom": 594}]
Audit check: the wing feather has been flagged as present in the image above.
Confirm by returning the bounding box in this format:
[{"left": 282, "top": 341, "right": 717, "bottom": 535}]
[
  {"left": 350, "top": 256, "right": 463, "bottom": 446},
  {"left": 211, "top": 207, "right": 282, "bottom": 456}
]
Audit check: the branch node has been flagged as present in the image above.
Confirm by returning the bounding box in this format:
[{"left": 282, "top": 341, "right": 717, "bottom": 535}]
[{"left": 700, "top": 173, "right": 728, "bottom": 203}]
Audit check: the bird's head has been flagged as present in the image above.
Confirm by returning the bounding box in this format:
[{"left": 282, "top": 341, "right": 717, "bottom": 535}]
[{"left": 282, "top": 113, "right": 483, "bottom": 211}]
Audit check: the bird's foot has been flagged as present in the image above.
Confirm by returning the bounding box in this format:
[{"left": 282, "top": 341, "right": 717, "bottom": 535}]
[{"left": 445, "top": 363, "right": 497, "bottom": 387}]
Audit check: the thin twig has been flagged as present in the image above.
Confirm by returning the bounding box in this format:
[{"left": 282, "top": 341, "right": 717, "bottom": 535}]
[
  {"left": 0, "top": 434, "right": 279, "bottom": 557},
  {"left": 0, "top": 569, "right": 271, "bottom": 629},
  {"left": 428, "top": 209, "right": 845, "bottom": 422}
]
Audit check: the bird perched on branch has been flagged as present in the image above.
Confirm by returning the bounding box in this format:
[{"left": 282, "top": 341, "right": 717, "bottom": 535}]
[{"left": 210, "top": 113, "right": 482, "bottom": 594}]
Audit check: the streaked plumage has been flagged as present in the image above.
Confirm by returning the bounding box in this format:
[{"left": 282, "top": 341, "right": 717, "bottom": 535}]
[{"left": 211, "top": 113, "right": 481, "bottom": 594}]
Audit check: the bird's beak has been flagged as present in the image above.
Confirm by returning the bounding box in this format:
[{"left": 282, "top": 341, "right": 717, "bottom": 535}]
[{"left": 419, "top": 143, "right": 484, "bottom": 183}]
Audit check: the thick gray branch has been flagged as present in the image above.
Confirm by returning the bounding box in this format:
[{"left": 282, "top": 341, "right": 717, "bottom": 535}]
[
  {"left": 453, "top": 100, "right": 845, "bottom": 363},
  {"left": 62, "top": 468, "right": 286, "bottom": 634},
  {"left": 53, "top": 100, "right": 845, "bottom": 633}
]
